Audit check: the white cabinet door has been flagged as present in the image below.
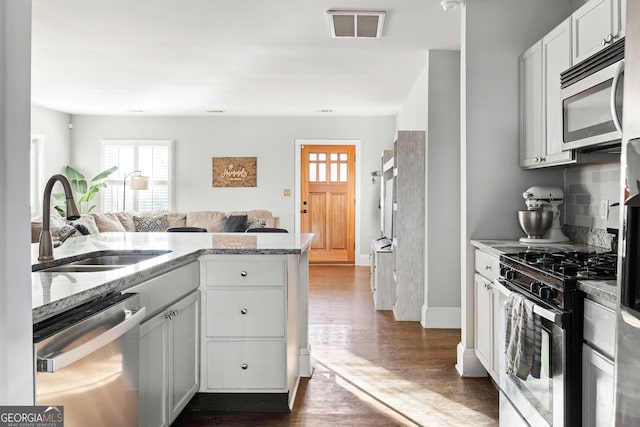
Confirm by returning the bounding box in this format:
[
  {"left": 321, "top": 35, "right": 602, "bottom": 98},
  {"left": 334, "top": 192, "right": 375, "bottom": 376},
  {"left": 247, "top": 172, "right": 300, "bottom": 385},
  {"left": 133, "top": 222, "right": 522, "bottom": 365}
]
[
  {"left": 572, "top": 0, "right": 620, "bottom": 64},
  {"left": 543, "top": 18, "right": 575, "bottom": 166},
  {"left": 519, "top": 41, "right": 545, "bottom": 168},
  {"left": 582, "top": 344, "right": 614, "bottom": 427},
  {"left": 169, "top": 291, "right": 200, "bottom": 422},
  {"left": 474, "top": 273, "right": 493, "bottom": 374},
  {"left": 139, "top": 291, "right": 200, "bottom": 427},
  {"left": 140, "top": 312, "right": 169, "bottom": 427}
]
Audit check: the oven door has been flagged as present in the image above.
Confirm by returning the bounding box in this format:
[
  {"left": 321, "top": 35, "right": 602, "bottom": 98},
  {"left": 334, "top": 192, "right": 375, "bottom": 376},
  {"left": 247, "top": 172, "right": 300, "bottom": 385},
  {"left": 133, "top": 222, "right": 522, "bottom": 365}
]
[
  {"left": 494, "top": 278, "right": 569, "bottom": 427},
  {"left": 561, "top": 60, "right": 624, "bottom": 151}
]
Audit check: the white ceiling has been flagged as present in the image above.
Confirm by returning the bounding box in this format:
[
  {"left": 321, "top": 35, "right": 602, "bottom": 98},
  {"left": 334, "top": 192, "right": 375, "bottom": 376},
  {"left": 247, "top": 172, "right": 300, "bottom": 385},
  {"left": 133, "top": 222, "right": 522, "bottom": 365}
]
[{"left": 31, "top": 0, "right": 461, "bottom": 116}]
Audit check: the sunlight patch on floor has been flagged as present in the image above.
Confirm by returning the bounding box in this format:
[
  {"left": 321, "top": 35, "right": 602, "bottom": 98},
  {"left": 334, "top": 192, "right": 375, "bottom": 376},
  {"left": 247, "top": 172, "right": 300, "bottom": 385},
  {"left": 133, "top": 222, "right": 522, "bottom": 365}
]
[{"left": 313, "top": 345, "right": 497, "bottom": 427}]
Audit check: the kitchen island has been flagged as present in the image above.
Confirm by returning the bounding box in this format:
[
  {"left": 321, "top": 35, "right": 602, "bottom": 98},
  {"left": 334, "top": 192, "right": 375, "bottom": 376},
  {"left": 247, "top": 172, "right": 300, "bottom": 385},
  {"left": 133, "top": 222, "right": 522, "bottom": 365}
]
[{"left": 31, "top": 232, "right": 314, "bottom": 421}]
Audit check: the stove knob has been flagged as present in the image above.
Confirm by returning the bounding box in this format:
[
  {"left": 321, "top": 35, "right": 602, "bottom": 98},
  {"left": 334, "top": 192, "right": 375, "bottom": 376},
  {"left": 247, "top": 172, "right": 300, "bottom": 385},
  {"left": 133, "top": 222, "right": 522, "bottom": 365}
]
[
  {"left": 505, "top": 270, "right": 519, "bottom": 280},
  {"left": 539, "top": 286, "right": 557, "bottom": 301},
  {"left": 500, "top": 267, "right": 510, "bottom": 277},
  {"left": 530, "top": 282, "right": 542, "bottom": 294}
]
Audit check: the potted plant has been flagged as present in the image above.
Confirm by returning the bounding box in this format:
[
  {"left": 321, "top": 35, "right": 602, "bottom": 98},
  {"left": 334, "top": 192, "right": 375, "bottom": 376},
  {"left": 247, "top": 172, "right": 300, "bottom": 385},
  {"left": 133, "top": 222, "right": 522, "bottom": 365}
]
[{"left": 53, "top": 165, "right": 118, "bottom": 216}]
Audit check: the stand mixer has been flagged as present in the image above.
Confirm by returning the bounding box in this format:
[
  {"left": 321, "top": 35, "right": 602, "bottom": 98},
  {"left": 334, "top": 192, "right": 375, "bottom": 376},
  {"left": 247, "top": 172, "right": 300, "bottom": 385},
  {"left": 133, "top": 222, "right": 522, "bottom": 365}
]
[{"left": 519, "top": 185, "right": 570, "bottom": 243}]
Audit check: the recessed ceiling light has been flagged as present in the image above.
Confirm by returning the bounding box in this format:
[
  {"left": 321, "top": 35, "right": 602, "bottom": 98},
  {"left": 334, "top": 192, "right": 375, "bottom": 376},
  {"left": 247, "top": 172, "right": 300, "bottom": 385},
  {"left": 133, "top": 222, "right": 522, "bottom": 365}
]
[{"left": 327, "top": 10, "right": 385, "bottom": 38}]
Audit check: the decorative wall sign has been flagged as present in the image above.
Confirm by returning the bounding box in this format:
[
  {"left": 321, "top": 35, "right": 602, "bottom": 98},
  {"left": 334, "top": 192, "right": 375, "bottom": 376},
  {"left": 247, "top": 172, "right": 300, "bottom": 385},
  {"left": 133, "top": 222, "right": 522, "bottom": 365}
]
[{"left": 212, "top": 157, "right": 257, "bottom": 187}]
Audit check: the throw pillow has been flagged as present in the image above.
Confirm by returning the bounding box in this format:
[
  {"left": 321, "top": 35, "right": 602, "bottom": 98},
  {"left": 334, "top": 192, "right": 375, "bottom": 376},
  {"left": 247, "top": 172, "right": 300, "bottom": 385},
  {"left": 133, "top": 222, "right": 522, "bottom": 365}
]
[
  {"left": 71, "top": 223, "right": 90, "bottom": 235},
  {"left": 134, "top": 215, "right": 169, "bottom": 232},
  {"left": 223, "top": 214, "right": 248, "bottom": 232},
  {"left": 247, "top": 217, "right": 267, "bottom": 230},
  {"left": 91, "top": 212, "right": 126, "bottom": 232},
  {"left": 186, "top": 211, "right": 227, "bottom": 232}
]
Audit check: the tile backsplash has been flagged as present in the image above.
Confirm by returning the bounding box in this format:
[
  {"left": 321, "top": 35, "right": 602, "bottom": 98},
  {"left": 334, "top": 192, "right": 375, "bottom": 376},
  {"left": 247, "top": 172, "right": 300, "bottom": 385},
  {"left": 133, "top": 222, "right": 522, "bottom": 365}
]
[{"left": 562, "top": 163, "right": 621, "bottom": 248}]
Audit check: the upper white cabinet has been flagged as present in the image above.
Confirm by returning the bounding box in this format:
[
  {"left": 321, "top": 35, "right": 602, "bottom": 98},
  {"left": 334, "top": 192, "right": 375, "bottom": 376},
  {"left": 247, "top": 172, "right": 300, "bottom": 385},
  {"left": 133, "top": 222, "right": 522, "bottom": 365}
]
[
  {"left": 519, "top": 41, "right": 545, "bottom": 167},
  {"left": 543, "top": 18, "right": 575, "bottom": 166},
  {"left": 572, "top": 0, "right": 626, "bottom": 64},
  {"left": 520, "top": 18, "right": 575, "bottom": 169},
  {"left": 519, "top": 0, "right": 626, "bottom": 169}
]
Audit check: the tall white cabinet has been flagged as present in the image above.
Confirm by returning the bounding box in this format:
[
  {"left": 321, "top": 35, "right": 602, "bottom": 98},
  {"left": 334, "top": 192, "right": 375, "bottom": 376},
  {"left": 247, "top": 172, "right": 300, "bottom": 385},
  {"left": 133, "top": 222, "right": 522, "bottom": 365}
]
[{"left": 391, "top": 130, "right": 426, "bottom": 321}]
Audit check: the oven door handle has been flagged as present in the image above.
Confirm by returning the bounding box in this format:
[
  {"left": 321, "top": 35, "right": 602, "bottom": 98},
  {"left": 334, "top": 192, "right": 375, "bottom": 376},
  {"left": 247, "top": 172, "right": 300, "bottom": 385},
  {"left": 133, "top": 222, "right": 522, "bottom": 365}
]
[{"left": 494, "top": 278, "right": 566, "bottom": 326}]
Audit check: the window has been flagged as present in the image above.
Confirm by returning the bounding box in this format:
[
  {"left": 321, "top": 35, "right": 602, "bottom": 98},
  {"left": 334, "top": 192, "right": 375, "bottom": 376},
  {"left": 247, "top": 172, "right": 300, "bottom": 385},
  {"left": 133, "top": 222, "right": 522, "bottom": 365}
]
[
  {"left": 30, "top": 135, "right": 44, "bottom": 216},
  {"left": 102, "top": 140, "right": 173, "bottom": 212}
]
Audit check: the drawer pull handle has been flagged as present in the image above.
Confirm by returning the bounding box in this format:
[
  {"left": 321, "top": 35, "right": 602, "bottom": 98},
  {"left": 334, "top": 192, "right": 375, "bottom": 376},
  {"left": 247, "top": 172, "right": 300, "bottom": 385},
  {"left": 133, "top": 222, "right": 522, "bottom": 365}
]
[
  {"left": 241, "top": 308, "right": 248, "bottom": 315},
  {"left": 240, "top": 271, "right": 248, "bottom": 277},
  {"left": 484, "top": 265, "right": 491, "bottom": 270},
  {"left": 241, "top": 363, "right": 248, "bottom": 370}
]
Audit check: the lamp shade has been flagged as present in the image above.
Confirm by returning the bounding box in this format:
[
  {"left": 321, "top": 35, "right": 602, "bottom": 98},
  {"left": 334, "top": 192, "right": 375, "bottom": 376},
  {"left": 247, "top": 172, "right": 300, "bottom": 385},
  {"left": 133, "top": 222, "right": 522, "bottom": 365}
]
[{"left": 130, "top": 175, "right": 149, "bottom": 190}]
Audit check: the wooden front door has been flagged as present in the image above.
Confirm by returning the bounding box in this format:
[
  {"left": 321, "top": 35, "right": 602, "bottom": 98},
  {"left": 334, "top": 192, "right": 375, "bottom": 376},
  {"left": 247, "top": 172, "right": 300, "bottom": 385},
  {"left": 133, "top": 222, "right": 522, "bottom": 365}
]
[{"left": 301, "top": 145, "right": 355, "bottom": 263}]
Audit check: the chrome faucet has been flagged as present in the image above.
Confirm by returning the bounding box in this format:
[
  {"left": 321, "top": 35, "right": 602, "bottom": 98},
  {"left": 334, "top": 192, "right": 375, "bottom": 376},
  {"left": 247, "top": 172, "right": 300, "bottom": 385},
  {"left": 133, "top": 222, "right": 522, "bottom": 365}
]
[{"left": 38, "top": 174, "right": 81, "bottom": 261}]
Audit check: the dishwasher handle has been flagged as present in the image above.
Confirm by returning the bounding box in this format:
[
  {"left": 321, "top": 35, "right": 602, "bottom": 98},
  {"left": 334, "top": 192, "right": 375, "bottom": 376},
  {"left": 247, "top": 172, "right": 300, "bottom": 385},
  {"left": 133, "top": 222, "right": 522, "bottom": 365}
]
[{"left": 37, "top": 306, "right": 145, "bottom": 373}]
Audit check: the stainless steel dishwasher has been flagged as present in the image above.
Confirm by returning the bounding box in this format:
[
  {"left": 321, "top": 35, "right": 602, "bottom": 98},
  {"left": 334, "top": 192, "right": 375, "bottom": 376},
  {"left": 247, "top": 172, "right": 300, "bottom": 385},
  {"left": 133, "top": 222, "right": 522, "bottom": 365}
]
[{"left": 34, "top": 293, "right": 145, "bottom": 427}]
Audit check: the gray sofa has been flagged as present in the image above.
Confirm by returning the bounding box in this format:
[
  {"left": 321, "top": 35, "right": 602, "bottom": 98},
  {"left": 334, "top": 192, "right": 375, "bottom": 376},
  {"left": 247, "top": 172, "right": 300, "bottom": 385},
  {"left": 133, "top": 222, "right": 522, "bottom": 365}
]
[{"left": 31, "top": 209, "right": 280, "bottom": 243}]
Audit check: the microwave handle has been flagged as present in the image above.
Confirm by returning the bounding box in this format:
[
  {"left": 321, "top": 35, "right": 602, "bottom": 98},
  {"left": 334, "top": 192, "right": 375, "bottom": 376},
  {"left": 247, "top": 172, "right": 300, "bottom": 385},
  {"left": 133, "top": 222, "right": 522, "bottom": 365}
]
[{"left": 611, "top": 60, "right": 624, "bottom": 133}]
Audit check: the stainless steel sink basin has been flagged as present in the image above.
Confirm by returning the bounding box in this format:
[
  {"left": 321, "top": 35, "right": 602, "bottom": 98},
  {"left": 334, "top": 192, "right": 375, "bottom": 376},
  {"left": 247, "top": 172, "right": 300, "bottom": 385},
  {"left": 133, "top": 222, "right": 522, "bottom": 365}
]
[
  {"left": 71, "top": 254, "right": 166, "bottom": 266},
  {"left": 39, "top": 264, "right": 127, "bottom": 273},
  {"left": 33, "top": 250, "right": 172, "bottom": 273}
]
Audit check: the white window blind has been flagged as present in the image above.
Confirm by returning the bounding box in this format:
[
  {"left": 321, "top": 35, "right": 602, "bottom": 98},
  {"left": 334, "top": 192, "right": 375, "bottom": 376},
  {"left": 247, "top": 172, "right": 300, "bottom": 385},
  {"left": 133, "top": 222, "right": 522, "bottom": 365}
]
[{"left": 102, "top": 140, "right": 173, "bottom": 212}]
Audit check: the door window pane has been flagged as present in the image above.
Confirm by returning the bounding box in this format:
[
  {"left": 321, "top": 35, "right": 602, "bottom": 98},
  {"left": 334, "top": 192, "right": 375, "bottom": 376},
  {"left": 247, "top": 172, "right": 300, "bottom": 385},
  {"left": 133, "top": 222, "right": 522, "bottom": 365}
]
[
  {"left": 319, "top": 163, "right": 327, "bottom": 182},
  {"left": 309, "top": 163, "right": 317, "bottom": 182}
]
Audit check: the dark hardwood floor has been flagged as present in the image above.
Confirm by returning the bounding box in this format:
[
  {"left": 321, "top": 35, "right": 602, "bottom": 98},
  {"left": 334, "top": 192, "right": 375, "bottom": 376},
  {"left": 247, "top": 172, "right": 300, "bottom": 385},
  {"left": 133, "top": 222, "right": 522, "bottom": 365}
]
[{"left": 173, "top": 265, "right": 498, "bottom": 426}]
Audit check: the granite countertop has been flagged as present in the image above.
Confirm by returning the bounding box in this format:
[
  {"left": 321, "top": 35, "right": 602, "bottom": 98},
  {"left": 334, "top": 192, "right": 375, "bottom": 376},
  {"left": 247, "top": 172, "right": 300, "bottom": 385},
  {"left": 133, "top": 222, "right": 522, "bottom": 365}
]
[
  {"left": 470, "top": 239, "right": 617, "bottom": 306},
  {"left": 32, "top": 232, "right": 314, "bottom": 323}
]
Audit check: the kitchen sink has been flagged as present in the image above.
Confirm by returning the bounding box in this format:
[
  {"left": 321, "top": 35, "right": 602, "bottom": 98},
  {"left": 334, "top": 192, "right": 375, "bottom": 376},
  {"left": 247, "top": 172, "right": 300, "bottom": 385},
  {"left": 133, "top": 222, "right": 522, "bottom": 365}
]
[
  {"left": 71, "top": 253, "right": 168, "bottom": 266},
  {"left": 33, "top": 250, "right": 172, "bottom": 273},
  {"left": 39, "top": 264, "right": 127, "bottom": 273}
]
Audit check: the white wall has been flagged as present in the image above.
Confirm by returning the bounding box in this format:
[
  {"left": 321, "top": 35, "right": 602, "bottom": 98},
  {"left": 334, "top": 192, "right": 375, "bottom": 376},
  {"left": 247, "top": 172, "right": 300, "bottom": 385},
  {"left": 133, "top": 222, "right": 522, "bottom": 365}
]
[
  {"left": 457, "top": 0, "right": 571, "bottom": 376},
  {"left": 394, "top": 51, "right": 461, "bottom": 328},
  {"left": 0, "top": 0, "right": 34, "bottom": 404},
  {"left": 31, "top": 104, "right": 71, "bottom": 185},
  {"left": 70, "top": 115, "right": 396, "bottom": 258},
  {"left": 426, "top": 50, "right": 461, "bottom": 311},
  {"left": 396, "top": 60, "right": 428, "bottom": 130}
]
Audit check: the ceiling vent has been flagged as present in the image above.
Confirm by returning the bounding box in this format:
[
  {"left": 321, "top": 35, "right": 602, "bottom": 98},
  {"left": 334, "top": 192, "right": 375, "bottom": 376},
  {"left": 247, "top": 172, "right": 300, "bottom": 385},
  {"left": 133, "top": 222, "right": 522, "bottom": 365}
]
[{"left": 327, "top": 10, "right": 385, "bottom": 38}]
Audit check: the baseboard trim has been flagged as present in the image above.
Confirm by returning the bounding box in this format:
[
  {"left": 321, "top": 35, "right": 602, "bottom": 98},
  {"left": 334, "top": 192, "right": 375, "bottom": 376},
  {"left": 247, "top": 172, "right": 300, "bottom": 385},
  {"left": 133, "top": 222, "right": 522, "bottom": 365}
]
[
  {"left": 356, "top": 253, "right": 369, "bottom": 266},
  {"left": 299, "top": 345, "right": 312, "bottom": 377},
  {"left": 455, "top": 342, "right": 488, "bottom": 378},
  {"left": 420, "top": 306, "right": 461, "bottom": 328}
]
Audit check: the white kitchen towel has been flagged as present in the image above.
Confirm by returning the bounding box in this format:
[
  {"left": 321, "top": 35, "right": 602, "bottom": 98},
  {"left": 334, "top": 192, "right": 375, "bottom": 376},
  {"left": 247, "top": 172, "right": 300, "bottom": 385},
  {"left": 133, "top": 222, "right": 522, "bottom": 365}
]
[{"left": 504, "top": 293, "right": 539, "bottom": 380}]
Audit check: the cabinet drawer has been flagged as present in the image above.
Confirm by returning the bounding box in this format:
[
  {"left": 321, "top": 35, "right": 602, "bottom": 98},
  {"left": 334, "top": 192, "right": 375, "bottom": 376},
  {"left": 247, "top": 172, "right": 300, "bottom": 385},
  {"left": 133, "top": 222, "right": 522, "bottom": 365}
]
[
  {"left": 203, "top": 257, "right": 285, "bottom": 287},
  {"left": 474, "top": 249, "right": 499, "bottom": 282},
  {"left": 126, "top": 262, "right": 199, "bottom": 321},
  {"left": 583, "top": 299, "right": 616, "bottom": 359},
  {"left": 206, "top": 341, "right": 286, "bottom": 390},
  {"left": 206, "top": 289, "right": 285, "bottom": 337}
]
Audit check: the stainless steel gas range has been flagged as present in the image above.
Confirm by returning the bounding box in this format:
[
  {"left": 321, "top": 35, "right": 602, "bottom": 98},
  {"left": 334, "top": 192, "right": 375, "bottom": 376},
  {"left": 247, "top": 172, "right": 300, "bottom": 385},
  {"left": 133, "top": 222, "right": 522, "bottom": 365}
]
[{"left": 494, "top": 248, "right": 617, "bottom": 427}]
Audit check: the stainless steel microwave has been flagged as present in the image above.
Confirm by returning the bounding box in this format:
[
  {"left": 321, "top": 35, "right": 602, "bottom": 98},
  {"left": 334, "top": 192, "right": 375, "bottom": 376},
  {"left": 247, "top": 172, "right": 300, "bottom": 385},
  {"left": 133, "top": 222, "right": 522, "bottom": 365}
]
[{"left": 561, "top": 38, "right": 624, "bottom": 151}]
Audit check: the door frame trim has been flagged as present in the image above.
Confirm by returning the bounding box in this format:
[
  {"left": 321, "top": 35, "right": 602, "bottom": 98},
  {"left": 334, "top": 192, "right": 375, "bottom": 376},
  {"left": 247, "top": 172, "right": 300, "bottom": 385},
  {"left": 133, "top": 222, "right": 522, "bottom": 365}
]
[{"left": 294, "top": 139, "right": 362, "bottom": 263}]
